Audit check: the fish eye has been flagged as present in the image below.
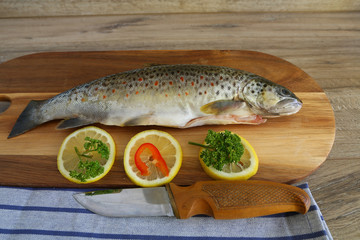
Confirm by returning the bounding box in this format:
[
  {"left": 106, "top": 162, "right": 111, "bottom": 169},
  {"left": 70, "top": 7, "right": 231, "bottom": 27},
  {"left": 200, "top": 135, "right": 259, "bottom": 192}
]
[{"left": 281, "top": 88, "right": 291, "bottom": 96}]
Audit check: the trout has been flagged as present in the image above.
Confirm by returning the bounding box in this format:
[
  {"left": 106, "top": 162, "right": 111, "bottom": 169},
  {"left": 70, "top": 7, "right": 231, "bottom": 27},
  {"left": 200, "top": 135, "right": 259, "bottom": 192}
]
[{"left": 8, "top": 64, "right": 302, "bottom": 138}]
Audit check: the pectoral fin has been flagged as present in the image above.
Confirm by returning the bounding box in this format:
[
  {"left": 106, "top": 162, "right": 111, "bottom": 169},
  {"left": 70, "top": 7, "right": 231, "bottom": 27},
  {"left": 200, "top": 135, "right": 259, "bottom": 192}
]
[
  {"left": 200, "top": 100, "right": 247, "bottom": 115},
  {"left": 57, "top": 117, "right": 95, "bottom": 129},
  {"left": 123, "top": 114, "right": 154, "bottom": 126}
]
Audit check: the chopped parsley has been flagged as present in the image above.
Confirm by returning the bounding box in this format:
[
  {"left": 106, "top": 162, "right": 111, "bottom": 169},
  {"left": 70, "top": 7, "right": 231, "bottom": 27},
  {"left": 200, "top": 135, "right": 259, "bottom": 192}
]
[{"left": 69, "top": 137, "right": 109, "bottom": 182}]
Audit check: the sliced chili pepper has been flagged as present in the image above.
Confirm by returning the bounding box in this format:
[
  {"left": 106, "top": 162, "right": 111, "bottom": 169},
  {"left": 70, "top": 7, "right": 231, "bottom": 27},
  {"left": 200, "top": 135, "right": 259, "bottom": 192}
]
[{"left": 134, "top": 143, "right": 169, "bottom": 177}]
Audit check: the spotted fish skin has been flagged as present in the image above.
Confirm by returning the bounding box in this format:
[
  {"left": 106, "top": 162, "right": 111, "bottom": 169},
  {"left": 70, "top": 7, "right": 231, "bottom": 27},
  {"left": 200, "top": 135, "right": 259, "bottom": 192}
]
[{"left": 8, "top": 64, "right": 302, "bottom": 138}]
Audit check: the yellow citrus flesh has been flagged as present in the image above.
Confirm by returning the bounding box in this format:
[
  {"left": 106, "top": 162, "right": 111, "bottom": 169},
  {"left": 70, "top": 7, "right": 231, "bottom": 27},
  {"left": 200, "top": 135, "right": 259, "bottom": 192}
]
[
  {"left": 124, "top": 130, "right": 182, "bottom": 187},
  {"left": 199, "top": 134, "right": 258, "bottom": 180},
  {"left": 57, "top": 126, "right": 116, "bottom": 184}
]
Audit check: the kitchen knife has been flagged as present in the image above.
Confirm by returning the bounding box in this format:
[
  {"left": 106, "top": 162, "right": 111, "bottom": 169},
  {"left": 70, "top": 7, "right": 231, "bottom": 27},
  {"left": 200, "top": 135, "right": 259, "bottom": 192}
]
[{"left": 73, "top": 180, "right": 310, "bottom": 219}]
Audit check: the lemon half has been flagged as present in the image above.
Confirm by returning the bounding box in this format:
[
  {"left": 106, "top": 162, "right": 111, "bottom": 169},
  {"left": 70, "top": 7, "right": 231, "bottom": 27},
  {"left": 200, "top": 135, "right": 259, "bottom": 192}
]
[
  {"left": 57, "top": 126, "right": 116, "bottom": 184},
  {"left": 124, "top": 130, "right": 182, "bottom": 187},
  {"left": 199, "top": 134, "right": 258, "bottom": 180}
]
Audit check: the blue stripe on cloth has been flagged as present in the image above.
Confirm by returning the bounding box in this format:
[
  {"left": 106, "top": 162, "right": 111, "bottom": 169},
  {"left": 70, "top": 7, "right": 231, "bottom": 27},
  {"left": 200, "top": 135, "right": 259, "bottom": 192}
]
[
  {"left": 295, "top": 183, "right": 308, "bottom": 189},
  {"left": 0, "top": 186, "right": 102, "bottom": 192},
  {"left": 0, "top": 228, "right": 328, "bottom": 240},
  {"left": 260, "top": 205, "right": 318, "bottom": 218},
  {"left": 0, "top": 204, "right": 92, "bottom": 214}
]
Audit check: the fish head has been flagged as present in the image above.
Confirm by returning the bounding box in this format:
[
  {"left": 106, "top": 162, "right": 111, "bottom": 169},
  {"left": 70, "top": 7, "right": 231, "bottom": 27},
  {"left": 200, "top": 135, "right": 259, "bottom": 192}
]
[{"left": 242, "top": 77, "right": 302, "bottom": 117}]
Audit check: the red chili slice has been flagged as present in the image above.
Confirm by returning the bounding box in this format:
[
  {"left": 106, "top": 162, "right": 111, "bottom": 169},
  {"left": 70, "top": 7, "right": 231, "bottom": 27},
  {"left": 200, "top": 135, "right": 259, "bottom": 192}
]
[{"left": 134, "top": 143, "right": 169, "bottom": 177}]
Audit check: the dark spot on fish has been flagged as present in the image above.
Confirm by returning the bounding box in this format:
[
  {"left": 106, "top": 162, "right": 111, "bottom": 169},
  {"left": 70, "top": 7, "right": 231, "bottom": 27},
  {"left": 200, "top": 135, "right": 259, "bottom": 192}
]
[
  {"left": 228, "top": 86, "right": 231, "bottom": 90},
  {"left": 129, "top": 84, "right": 133, "bottom": 88},
  {"left": 216, "top": 90, "right": 220, "bottom": 95},
  {"left": 225, "top": 93, "right": 228, "bottom": 98},
  {"left": 233, "top": 82, "right": 236, "bottom": 87},
  {"left": 251, "top": 90, "right": 255, "bottom": 94},
  {"left": 264, "top": 84, "right": 267, "bottom": 87},
  {"left": 221, "top": 85, "right": 224, "bottom": 89}
]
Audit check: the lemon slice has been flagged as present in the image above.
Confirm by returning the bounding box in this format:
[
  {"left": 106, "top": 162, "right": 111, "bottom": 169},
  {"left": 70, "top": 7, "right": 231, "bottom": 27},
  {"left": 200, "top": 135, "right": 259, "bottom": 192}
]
[
  {"left": 57, "top": 126, "right": 116, "bottom": 184},
  {"left": 199, "top": 133, "right": 258, "bottom": 180},
  {"left": 124, "top": 130, "right": 182, "bottom": 187}
]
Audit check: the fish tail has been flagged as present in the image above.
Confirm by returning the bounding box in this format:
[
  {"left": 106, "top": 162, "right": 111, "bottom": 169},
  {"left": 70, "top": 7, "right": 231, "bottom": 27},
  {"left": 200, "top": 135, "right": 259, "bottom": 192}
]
[{"left": 8, "top": 100, "right": 46, "bottom": 138}]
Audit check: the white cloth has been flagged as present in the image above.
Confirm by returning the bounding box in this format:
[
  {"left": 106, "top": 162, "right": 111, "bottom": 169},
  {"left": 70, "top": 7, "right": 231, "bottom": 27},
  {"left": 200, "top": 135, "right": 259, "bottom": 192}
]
[{"left": 0, "top": 183, "right": 332, "bottom": 240}]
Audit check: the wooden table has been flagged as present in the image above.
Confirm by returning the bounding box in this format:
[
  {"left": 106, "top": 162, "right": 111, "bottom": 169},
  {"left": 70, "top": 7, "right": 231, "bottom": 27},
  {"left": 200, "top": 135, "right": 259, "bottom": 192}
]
[{"left": 0, "top": 1, "right": 359, "bottom": 239}]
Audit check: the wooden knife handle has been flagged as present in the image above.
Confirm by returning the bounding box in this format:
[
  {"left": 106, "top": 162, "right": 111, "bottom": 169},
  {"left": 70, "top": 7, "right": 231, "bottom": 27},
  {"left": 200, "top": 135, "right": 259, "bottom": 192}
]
[{"left": 166, "top": 180, "right": 311, "bottom": 219}]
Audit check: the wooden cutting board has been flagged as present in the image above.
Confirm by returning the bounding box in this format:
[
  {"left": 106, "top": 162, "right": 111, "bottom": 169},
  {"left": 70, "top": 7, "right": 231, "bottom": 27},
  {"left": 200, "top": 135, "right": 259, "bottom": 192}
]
[{"left": 0, "top": 50, "right": 335, "bottom": 188}]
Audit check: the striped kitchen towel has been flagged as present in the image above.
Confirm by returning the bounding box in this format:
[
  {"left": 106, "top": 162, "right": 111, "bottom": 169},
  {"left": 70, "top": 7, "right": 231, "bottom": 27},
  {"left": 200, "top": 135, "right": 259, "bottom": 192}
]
[{"left": 0, "top": 183, "right": 332, "bottom": 240}]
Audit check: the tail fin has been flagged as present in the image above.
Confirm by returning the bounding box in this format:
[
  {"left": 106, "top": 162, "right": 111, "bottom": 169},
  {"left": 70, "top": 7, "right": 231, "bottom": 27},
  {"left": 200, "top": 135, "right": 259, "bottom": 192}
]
[{"left": 8, "top": 100, "right": 45, "bottom": 138}]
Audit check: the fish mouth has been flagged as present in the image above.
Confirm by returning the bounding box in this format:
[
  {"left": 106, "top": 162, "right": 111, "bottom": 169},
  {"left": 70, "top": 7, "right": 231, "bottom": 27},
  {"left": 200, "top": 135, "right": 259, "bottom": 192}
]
[{"left": 268, "top": 98, "right": 303, "bottom": 116}]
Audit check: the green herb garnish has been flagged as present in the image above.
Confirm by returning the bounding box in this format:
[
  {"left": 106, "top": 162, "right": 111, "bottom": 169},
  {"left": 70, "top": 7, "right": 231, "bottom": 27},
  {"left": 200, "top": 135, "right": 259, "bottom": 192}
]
[
  {"left": 189, "top": 130, "right": 244, "bottom": 171},
  {"left": 69, "top": 137, "right": 109, "bottom": 182}
]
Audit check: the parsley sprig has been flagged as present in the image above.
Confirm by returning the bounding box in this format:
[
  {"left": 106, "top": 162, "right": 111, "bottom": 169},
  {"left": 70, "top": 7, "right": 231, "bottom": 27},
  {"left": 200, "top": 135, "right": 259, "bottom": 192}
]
[
  {"left": 69, "top": 137, "right": 109, "bottom": 182},
  {"left": 189, "top": 130, "right": 244, "bottom": 171}
]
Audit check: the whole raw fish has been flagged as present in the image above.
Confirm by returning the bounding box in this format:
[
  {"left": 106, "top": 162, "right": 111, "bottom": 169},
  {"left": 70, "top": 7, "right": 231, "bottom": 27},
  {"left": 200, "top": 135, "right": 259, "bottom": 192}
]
[{"left": 8, "top": 64, "right": 302, "bottom": 138}]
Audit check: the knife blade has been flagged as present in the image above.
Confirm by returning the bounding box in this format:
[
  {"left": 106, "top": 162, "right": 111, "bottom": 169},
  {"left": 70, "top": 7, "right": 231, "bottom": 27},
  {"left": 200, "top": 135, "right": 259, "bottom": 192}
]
[{"left": 73, "top": 180, "right": 311, "bottom": 219}]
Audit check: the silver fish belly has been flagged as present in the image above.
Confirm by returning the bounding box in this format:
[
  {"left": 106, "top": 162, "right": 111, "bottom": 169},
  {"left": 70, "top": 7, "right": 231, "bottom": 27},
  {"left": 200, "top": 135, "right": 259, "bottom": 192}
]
[{"left": 8, "top": 64, "right": 302, "bottom": 138}]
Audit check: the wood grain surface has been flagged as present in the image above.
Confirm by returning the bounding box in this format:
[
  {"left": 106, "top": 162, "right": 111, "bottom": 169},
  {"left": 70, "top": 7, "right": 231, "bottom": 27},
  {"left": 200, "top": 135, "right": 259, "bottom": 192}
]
[
  {"left": 0, "top": 4, "right": 359, "bottom": 239},
  {"left": 0, "top": 50, "right": 335, "bottom": 188},
  {"left": 1, "top": 0, "right": 359, "bottom": 18}
]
